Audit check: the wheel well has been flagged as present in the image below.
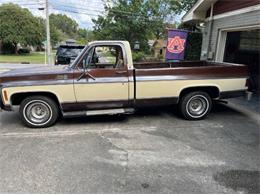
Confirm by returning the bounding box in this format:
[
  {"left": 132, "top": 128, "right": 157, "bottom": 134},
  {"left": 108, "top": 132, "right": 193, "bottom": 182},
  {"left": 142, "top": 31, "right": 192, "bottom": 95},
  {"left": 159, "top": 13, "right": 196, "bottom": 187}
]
[
  {"left": 179, "top": 86, "right": 220, "bottom": 101},
  {"left": 11, "top": 92, "right": 60, "bottom": 107}
]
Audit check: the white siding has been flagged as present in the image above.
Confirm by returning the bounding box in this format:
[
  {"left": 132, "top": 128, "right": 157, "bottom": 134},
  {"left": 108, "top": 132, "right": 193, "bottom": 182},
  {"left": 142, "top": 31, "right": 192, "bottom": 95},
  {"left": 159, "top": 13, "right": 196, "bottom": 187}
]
[{"left": 201, "top": 9, "right": 260, "bottom": 60}]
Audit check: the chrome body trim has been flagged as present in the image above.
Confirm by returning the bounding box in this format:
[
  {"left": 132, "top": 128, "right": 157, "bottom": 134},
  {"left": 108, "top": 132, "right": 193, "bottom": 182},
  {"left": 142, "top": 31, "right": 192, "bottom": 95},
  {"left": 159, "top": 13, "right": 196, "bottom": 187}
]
[{"left": 1, "top": 76, "right": 248, "bottom": 88}]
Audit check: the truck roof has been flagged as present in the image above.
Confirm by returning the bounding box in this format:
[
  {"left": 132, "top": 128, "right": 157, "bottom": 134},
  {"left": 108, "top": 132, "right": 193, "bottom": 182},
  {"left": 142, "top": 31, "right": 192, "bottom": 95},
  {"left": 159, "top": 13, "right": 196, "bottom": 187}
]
[{"left": 88, "top": 40, "right": 130, "bottom": 45}]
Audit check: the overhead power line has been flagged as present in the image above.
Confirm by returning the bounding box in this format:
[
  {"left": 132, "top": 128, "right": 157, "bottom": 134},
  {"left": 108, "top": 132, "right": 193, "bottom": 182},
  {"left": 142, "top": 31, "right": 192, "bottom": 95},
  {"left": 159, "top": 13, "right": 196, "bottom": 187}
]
[
  {"left": 15, "top": 3, "right": 44, "bottom": 6},
  {"left": 52, "top": 7, "right": 103, "bottom": 17},
  {"left": 0, "top": 0, "right": 38, "bottom": 3},
  {"left": 49, "top": 2, "right": 104, "bottom": 13},
  {"left": 50, "top": 1, "right": 105, "bottom": 10},
  {"left": 49, "top": 1, "right": 149, "bottom": 19}
]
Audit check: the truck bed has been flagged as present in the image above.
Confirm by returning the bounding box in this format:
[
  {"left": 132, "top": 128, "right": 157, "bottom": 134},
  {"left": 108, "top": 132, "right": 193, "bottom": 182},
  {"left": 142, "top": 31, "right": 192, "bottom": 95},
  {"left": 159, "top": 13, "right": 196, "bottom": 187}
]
[
  {"left": 134, "top": 60, "right": 242, "bottom": 69},
  {"left": 134, "top": 60, "right": 248, "bottom": 78}
]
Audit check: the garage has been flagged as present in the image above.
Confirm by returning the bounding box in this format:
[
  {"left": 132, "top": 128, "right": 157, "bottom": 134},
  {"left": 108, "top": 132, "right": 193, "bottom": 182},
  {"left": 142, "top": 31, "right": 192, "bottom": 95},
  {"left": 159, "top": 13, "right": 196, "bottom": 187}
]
[
  {"left": 182, "top": 0, "right": 260, "bottom": 94},
  {"left": 224, "top": 29, "right": 260, "bottom": 92}
]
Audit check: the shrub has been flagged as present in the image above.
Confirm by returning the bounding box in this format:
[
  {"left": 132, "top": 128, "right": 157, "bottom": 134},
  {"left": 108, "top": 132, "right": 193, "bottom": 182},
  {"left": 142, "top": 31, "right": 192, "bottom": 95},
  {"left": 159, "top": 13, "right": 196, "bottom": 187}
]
[
  {"left": 1, "top": 43, "right": 15, "bottom": 54},
  {"left": 132, "top": 51, "right": 146, "bottom": 62},
  {"left": 18, "top": 48, "right": 30, "bottom": 54},
  {"left": 184, "top": 32, "right": 202, "bottom": 61}
]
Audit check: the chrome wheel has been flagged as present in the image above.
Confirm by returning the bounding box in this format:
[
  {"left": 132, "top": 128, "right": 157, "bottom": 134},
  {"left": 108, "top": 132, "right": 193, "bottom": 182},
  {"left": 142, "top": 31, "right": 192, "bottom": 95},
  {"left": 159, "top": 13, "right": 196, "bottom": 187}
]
[
  {"left": 23, "top": 100, "right": 52, "bottom": 126},
  {"left": 186, "top": 95, "right": 209, "bottom": 118}
]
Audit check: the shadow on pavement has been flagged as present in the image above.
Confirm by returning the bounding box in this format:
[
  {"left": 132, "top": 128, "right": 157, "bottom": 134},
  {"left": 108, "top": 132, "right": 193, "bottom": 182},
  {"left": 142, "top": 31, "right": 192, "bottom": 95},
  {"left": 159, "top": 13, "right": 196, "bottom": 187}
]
[
  {"left": 60, "top": 102, "right": 247, "bottom": 125},
  {"left": 214, "top": 170, "right": 260, "bottom": 193}
]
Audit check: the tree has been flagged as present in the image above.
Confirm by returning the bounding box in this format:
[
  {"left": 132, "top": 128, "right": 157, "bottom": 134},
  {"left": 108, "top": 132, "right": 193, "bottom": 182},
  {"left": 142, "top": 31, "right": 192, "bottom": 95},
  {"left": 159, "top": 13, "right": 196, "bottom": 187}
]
[
  {"left": 76, "top": 28, "right": 94, "bottom": 44},
  {"left": 0, "top": 3, "right": 44, "bottom": 53},
  {"left": 174, "top": 0, "right": 197, "bottom": 14},
  {"left": 49, "top": 14, "right": 93, "bottom": 45},
  {"left": 38, "top": 17, "right": 62, "bottom": 46},
  {"left": 49, "top": 14, "right": 78, "bottom": 37},
  {"left": 92, "top": 0, "right": 196, "bottom": 51}
]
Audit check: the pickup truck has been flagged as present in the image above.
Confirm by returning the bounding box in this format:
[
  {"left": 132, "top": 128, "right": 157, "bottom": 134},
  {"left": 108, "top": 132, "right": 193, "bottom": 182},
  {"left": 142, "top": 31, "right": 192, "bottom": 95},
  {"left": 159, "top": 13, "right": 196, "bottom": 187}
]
[{"left": 0, "top": 41, "right": 248, "bottom": 128}]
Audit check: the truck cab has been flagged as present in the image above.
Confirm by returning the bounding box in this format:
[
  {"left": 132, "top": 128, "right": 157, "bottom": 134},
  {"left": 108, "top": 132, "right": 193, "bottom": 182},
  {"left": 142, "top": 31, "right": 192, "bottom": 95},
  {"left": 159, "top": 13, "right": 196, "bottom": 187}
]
[{"left": 70, "top": 41, "right": 134, "bottom": 111}]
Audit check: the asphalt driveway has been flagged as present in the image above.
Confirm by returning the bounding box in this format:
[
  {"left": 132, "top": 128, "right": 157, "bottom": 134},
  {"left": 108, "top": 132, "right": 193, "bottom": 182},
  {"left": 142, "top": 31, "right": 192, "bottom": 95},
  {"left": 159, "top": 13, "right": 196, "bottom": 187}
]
[{"left": 0, "top": 103, "right": 259, "bottom": 193}]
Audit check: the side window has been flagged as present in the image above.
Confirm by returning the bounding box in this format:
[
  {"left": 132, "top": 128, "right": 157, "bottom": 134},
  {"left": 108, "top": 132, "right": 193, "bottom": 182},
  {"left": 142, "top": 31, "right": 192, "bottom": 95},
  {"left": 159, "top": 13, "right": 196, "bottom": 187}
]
[
  {"left": 81, "top": 45, "right": 124, "bottom": 69},
  {"left": 82, "top": 47, "right": 94, "bottom": 69}
]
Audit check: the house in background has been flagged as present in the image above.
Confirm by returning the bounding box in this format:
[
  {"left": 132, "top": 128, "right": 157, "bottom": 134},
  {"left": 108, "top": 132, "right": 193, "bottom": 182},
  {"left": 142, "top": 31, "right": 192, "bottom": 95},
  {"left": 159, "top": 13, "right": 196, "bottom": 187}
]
[
  {"left": 182, "top": 0, "right": 260, "bottom": 92},
  {"left": 152, "top": 39, "right": 167, "bottom": 59}
]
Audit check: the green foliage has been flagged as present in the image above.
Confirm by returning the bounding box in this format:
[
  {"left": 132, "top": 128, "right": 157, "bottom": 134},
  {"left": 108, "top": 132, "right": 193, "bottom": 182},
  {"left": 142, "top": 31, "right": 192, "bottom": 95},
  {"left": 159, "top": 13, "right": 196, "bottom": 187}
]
[
  {"left": 18, "top": 48, "right": 30, "bottom": 54},
  {"left": 178, "top": 18, "right": 203, "bottom": 61},
  {"left": 49, "top": 14, "right": 78, "bottom": 37},
  {"left": 0, "top": 52, "right": 46, "bottom": 64},
  {"left": 132, "top": 51, "right": 146, "bottom": 62},
  {"left": 173, "top": 0, "right": 197, "bottom": 14},
  {"left": 92, "top": 0, "right": 196, "bottom": 52},
  {"left": 1, "top": 42, "right": 15, "bottom": 54},
  {"left": 93, "top": 0, "right": 169, "bottom": 51},
  {"left": 0, "top": 3, "right": 94, "bottom": 53},
  {"left": 0, "top": 3, "right": 44, "bottom": 52},
  {"left": 48, "top": 15, "right": 94, "bottom": 45},
  {"left": 184, "top": 32, "right": 202, "bottom": 61},
  {"left": 0, "top": 0, "right": 197, "bottom": 54},
  {"left": 76, "top": 28, "right": 94, "bottom": 44},
  {"left": 38, "top": 17, "right": 62, "bottom": 46}
]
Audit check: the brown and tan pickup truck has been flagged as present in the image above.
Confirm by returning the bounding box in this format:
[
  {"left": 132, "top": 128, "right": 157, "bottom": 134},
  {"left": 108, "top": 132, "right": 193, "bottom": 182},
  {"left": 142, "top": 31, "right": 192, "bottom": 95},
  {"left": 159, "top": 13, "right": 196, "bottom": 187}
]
[{"left": 0, "top": 41, "right": 248, "bottom": 128}]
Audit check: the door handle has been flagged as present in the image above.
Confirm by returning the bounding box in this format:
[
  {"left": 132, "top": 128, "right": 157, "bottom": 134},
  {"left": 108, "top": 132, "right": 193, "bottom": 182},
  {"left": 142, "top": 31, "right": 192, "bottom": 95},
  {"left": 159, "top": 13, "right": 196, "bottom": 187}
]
[{"left": 116, "top": 70, "right": 127, "bottom": 74}]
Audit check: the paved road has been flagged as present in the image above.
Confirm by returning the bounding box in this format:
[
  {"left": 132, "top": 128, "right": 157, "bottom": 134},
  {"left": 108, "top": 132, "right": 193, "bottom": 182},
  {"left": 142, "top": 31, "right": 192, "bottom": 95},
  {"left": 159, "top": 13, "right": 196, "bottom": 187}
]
[{"left": 0, "top": 103, "right": 259, "bottom": 193}]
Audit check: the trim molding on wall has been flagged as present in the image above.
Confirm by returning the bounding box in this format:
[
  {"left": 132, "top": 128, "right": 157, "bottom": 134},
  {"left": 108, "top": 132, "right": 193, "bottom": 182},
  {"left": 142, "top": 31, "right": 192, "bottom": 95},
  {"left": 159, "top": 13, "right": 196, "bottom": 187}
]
[
  {"left": 215, "top": 24, "right": 260, "bottom": 62},
  {"left": 205, "top": 4, "right": 260, "bottom": 21}
]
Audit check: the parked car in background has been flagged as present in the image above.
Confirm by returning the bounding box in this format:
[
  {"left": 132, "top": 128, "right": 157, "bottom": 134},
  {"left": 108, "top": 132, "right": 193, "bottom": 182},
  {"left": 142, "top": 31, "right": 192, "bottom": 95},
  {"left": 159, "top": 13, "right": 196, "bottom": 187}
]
[{"left": 55, "top": 44, "right": 84, "bottom": 65}]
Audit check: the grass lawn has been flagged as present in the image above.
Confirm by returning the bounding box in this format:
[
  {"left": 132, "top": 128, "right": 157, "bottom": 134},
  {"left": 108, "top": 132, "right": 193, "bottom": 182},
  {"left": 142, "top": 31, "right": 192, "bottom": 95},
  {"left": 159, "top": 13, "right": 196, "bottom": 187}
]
[{"left": 0, "top": 52, "right": 55, "bottom": 64}]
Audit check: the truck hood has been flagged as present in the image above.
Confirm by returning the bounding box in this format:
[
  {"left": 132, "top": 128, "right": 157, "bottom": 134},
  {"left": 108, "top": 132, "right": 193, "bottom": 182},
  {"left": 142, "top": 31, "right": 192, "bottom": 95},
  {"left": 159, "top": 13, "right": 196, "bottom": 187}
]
[
  {"left": 0, "top": 65, "right": 69, "bottom": 77},
  {"left": 0, "top": 65, "right": 73, "bottom": 85}
]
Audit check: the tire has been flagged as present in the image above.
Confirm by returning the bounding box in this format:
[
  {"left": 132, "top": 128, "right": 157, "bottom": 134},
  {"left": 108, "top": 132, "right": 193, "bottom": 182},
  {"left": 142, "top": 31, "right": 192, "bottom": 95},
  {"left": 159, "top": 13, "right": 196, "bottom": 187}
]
[
  {"left": 179, "top": 91, "right": 212, "bottom": 120},
  {"left": 19, "top": 96, "right": 59, "bottom": 128}
]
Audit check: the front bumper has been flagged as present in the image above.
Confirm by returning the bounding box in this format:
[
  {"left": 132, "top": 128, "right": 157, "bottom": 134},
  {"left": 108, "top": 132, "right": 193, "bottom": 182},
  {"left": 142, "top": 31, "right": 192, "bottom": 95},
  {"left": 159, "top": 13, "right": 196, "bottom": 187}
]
[
  {"left": 0, "top": 89, "right": 12, "bottom": 111},
  {"left": 0, "top": 99, "right": 12, "bottom": 111},
  {"left": 0, "top": 89, "right": 3, "bottom": 111}
]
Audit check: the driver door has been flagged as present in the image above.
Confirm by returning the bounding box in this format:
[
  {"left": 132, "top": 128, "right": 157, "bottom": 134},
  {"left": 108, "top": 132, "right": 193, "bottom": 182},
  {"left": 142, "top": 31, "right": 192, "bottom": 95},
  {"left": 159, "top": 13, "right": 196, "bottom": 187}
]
[{"left": 73, "top": 44, "right": 129, "bottom": 110}]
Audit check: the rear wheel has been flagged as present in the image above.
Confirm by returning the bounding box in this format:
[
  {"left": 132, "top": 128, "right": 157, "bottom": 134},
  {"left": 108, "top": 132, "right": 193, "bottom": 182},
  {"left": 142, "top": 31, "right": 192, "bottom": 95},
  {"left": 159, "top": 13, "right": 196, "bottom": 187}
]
[
  {"left": 179, "top": 91, "right": 212, "bottom": 120},
  {"left": 19, "top": 96, "right": 59, "bottom": 128}
]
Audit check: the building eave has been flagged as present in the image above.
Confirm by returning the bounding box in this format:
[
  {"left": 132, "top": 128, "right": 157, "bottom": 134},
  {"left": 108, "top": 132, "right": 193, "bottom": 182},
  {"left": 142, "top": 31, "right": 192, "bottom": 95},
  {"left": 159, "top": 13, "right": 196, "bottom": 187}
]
[{"left": 182, "top": 0, "right": 218, "bottom": 23}]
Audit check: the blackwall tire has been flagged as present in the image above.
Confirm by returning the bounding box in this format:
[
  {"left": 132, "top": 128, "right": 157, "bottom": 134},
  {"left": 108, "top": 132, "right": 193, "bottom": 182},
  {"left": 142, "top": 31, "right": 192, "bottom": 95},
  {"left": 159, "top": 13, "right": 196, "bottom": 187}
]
[
  {"left": 19, "top": 96, "right": 59, "bottom": 128},
  {"left": 179, "top": 91, "right": 212, "bottom": 120}
]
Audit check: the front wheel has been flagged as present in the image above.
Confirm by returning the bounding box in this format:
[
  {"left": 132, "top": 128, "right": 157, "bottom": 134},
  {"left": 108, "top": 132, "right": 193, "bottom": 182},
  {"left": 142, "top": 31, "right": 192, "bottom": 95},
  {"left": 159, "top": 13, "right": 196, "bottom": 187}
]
[
  {"left": 179, "top": 91, "right": 212, "bottom": 120},
  {"left": 19, "top": 96, "right": 59, "bottom": 128}
]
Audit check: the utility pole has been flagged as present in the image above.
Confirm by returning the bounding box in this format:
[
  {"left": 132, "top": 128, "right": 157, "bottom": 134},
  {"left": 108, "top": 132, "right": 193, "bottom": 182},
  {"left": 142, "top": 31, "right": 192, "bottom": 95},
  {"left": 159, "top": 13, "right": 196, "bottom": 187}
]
[{"left": 45, "top": 0, "right": 52, "bottom": 65}]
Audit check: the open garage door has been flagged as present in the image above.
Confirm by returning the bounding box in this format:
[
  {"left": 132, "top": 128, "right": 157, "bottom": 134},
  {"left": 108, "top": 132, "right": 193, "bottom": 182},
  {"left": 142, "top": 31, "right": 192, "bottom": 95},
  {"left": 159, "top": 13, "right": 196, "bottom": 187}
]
[{"left": 223, "top": 29, "right": 260, "bottom": 93}]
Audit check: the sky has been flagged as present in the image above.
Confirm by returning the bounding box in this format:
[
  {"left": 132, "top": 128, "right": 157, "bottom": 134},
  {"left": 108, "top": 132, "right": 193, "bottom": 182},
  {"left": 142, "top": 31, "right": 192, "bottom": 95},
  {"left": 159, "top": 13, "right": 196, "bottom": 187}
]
[
  {"left": 0, "top": 0, "right": 183, "bottom": 29},
  {"left": 0, "top": 0, "right": 105, "bottom": 29}
]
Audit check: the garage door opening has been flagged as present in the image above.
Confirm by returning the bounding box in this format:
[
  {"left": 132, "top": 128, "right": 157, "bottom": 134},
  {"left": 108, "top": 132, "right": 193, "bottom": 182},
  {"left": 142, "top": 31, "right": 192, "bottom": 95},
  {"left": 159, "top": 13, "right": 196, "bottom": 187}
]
[{"left": 223, "top": 29, "right": 260, "bottom": 93}]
